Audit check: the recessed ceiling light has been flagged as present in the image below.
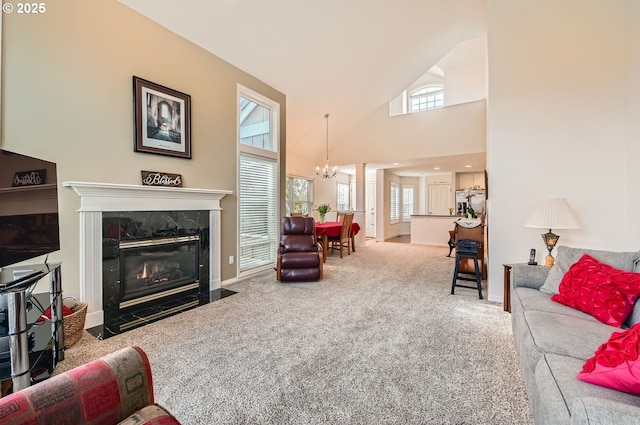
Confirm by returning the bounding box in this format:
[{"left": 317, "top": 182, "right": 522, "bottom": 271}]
[
  {"left": 433, "top": 167, "right": 440, "bottom": 170},
  {"left": 465, "top": 165, "right": 473, "bottom": 168},
  {"left": 393, "top": 162, "right": 399, "bottom": 166}
]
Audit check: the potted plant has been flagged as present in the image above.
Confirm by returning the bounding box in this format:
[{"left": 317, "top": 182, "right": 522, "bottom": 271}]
[
  {"left": 465, "top": 193, "right": 477, "bottom": 219},
  {"left": 315, "top": 204, "right": 331, "bottom": 223},
  {"left": 466, "top": 205, "right": 476, "bottom": 219}
]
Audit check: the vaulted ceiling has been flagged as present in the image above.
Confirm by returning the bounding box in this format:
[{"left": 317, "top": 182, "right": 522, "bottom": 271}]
[{"left": 119, "top": 0, "right": 487, "bottom": 175}]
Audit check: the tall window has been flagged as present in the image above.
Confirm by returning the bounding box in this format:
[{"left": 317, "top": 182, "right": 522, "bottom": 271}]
[
  {"left": 337, "top": 183, "right": 350, "bottom": 211},
  {"left": 286, "top": 176, "right": 313, "bottom": 215},
  {"left": 238, "top": 87, "right": 279, "bottom": 274},
  {"left": 410, "top": 85, "right": 444, "bottom": 112},
  {"left": 402, "top": 185, "right": 414, "bottom": 221},
  {"left": 390, "top": 182, "right": 400, "bottom": 223}
]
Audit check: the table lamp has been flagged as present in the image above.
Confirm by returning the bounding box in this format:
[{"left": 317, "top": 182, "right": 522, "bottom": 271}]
[{"left": 524, "top": 198, "right": 580, "bottom": 267}]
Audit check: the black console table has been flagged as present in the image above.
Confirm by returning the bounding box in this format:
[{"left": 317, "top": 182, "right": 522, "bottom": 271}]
[{"left": 0, "top": 262, "right": 64, "bottom": 393}]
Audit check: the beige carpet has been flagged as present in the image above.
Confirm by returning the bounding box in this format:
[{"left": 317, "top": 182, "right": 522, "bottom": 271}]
[{"left": 58, "top": 241, "right": 533, "bottom": 425}]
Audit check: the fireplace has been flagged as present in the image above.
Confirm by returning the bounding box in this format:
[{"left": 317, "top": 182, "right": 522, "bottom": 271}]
[
  {"left": 101, "top": 210, "right": 212, "bottom": 337},
  {"left": 119, "top": 235, "right": 200, "bottom": 307},
  {"left": 63, "top": 181, "right": 233, "bottom": 336}
]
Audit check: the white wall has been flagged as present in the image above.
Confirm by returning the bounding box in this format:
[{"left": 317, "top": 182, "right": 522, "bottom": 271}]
[
  {"left": 443, "top": 36, "right": 487, "bottom": 105},
  {"left": 1, "top": 1, "right": 286, "bottom": 295},
  {"left": 388, "top": 35, "right": 487, "bottom": 116},
  {"left": 487, "top": 0, "right": 638, "bottom": 303},
  {"left": 313, "top": 171, "right": 350, "bottom": 222},
  {"left": 627, "top": 0, "right": 640, "bottom": 245},
  {"left": 334, "top": 100, "right": 485, "bottom": 165}
]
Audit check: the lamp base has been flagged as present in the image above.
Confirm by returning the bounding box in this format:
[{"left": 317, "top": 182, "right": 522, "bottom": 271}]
[{"left": 545, "top": 254, "right": 555, "bottom": 268}]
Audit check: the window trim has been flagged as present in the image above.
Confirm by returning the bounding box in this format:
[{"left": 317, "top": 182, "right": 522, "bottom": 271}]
[
  {"left": 409, "top": 85, "right": 444, "bottom": 113},
  {"left": 237, "top": 84, "right": 280, "bottom": 277}
]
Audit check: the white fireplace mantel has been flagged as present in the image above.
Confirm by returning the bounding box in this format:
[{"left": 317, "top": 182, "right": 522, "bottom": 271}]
[
  {"left": 63, "top": 181, "right": 232, "bottom": 211},
  {"left": 63, "top": 181, "right": 232, "bottom": 329}
]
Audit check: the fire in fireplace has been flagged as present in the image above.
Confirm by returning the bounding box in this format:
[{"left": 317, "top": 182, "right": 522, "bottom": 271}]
[{"left": 119, "top": 235, "right": 200, "bottom": 309}]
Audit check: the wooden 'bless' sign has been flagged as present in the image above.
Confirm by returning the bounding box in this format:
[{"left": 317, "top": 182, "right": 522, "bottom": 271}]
[
  {"left": 141, "top": 171, "right": 183, "bottom": 187},
  {"left": 13, "top": 169, "right": 46, "bottom": 187}
]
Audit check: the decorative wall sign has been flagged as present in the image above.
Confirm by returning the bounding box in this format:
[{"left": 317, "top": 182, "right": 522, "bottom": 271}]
[
  {"left": 133, "top": 76, "right": 192, "bottom": 159},
  {"left": 141, "top": 171, "right": 183, "bottom": 187},
  {"left": 12, "top": 169, "right": 47, "bottom": 187}
]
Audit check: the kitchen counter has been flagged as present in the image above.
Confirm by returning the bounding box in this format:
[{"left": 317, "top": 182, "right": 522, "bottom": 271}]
[{"left": 410, "top": 215, "right": 460, "bottom": 246}]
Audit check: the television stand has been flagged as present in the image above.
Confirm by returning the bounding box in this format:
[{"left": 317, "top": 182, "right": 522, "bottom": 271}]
[{"left": 0, "top": 262, "right": 64, "bottom": 394}]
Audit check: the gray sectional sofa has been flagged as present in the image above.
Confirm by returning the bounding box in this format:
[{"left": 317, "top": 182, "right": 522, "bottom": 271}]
[{"left": 510, "top": 246, "right": 640, "bottom": 425}]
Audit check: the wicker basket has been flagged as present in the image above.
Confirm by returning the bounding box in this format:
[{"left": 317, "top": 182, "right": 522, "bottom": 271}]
[{"left": 62, "top": 300, "right": 88, "bottom": 349}]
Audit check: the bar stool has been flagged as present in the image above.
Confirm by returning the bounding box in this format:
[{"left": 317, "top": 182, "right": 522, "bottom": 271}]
[{"left": 450, "top": 239, "right": 483, "bottom": 299}]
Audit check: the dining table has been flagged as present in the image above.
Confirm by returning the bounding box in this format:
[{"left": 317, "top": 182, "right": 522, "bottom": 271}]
[{"left": 315, "top": 221, "right": 361, "bottom": 262}]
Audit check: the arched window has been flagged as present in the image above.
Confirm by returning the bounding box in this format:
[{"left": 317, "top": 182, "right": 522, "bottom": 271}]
[{"left": 409, "top": 85, "right": 444, "bottom": 112}]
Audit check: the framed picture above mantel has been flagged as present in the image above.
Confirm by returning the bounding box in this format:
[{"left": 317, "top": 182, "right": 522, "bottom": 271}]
[{"left": 133, "top": 76, "right": 192, "bottom": 159}]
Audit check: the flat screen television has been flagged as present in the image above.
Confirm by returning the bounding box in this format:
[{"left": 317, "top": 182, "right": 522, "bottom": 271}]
[{"left": 0, "top": 149, "right": 59, "bottom": 269}]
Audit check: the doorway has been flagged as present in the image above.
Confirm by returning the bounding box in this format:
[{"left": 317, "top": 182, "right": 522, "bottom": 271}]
[{"left": 428, "top": 184, "right": 451, "bottom": 215}]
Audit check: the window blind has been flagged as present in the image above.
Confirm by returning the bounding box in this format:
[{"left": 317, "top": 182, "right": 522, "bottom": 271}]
[
  {"left": 239, "top": 153, "right": 277, "bottom": 272},
  {"left": 390, "top": 183, "right": 399, "bottom": 222}
]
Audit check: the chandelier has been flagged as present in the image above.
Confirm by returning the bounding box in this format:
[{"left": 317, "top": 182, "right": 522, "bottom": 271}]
[{"left": 316, "top": 113, "right": 337, "bottom": 179}]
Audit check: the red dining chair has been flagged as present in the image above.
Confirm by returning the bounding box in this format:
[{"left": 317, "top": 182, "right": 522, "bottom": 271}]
[{"left": 329, "top": 212, "right": 354, "bottom": 258}]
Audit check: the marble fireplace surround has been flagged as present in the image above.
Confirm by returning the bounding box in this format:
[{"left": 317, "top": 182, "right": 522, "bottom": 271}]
[{"left": 63, "top": 181, "right": 232, "bottom": 329}]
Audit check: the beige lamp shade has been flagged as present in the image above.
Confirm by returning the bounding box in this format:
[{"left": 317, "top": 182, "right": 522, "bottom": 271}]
[
  {"left": 524, "top": 198, "right": 580, "bottom": 267},
  {"left": 524, "top": 198, "right": 580, "bottom": 230}
]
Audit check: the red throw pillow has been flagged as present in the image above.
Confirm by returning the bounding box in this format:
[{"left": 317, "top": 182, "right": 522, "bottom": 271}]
[
  {"left": 577, "top": 322, "right": 640, "bottom": 395},
  {"left": 551, "top": 254, "right": 640, "bottom": 327}
]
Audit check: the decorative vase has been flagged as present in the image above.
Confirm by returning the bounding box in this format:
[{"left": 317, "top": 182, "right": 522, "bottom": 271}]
[{"left": 319, "top": 213, "right": 326, "bottom": 223}]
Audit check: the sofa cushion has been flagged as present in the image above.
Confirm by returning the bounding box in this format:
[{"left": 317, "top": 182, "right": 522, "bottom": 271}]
[
  {"left": 577, "top": 323, "right": 640, "bottom": 396},
  {"left": 534, "top": 354, "right": 640, "bottom": 425},
  {"left": 540, "top": 246, "right": 640, "bottom": 295},
  {"left": 513, "top": 287, "right": 601, "bottom": 322},
  {"left": 524, "top": 311, "right": 618, "bottom": 361},
  {"left": 511, "top": 307, "right": 618, "bottom": 410},
  {"left": 551, "top": 254, "right": 640, "bottom": 327}
]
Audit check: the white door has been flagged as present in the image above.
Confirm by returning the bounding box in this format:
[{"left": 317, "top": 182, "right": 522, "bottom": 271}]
[
  {"left": 428, "top": 184, "right": 451, "bottom": 215},
  {"left": 366, "top": 181, "right": 376, "bottom": 238}
]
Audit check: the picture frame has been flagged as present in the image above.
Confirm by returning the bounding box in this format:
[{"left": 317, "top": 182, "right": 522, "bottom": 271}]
[{"left": 133, "top": 76, "right": 192, "bottom": 159}]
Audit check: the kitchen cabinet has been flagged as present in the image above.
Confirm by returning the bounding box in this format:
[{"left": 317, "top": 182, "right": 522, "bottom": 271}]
[{"left": 457, "top": 172, "right": 485, "bottom": 190}]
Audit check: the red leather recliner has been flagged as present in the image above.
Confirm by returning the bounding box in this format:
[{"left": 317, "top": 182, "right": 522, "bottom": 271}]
[{"left": 276, "top": 216, "right": 323, "bottom": 282}]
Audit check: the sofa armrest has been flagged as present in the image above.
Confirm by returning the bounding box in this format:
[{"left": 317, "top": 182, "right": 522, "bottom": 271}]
[
  {"left": 511, "top": 264, "right": 550, "bottom": 290},
  {"left": 570, "top": 397, "right": 640, "bottom": 425},
  {"left": 0, "top": 346, "right": 156, "bottom": 425}
]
